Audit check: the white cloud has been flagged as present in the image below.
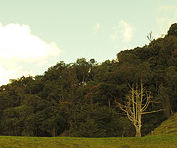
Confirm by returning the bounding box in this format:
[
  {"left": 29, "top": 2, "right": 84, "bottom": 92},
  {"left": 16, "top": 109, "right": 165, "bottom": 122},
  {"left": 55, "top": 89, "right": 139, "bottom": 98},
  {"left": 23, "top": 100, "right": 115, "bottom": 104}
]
[
  {"left": 0, "top": 65, "right": 10, "bottom": 85},
  {"left": 158, "top": 5, "right": 175, "bottom": 12},
  {"left": 119, "top": 20, "right": 133, "bottom": 42},
  {"left": 93, "top": 23, "right": 100, "bottom": 34},
  {"left": 0, "top": 22, "right": 63, "bottom": 86},
  {"left": 95, "top": 23, "right": 100, "bottom": 29},
  {"left": 0, "top": 64, "right": 37, "bottom": 86},
  {"left": 0, "top": 23, "right": 61, "bottom": 59},
  {"left": 110, "top": 34, "right": 118, "bottom": 41},
  {"left": 156, "top": 4, "right": 177, "bottom": 36},
  {"left": 111, "top": 20, "right": 133, "bottom": 43}
]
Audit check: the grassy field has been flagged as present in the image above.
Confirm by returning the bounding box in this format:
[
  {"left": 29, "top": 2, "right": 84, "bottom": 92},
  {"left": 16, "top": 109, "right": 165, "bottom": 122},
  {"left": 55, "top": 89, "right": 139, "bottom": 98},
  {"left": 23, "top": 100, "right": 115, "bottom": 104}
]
[{"left": 0, "top": 134, "right": 177, "bottom": 148}]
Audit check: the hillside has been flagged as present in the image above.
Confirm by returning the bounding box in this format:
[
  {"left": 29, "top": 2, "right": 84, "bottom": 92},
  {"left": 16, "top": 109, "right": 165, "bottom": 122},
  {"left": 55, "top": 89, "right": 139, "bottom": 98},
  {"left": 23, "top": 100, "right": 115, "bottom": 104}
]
[
  {"left": 0, "top": 23, "right": 177, "bottom": 137},
  {"left": 152, "top": 113, "right": 177, "bottom": 135}
]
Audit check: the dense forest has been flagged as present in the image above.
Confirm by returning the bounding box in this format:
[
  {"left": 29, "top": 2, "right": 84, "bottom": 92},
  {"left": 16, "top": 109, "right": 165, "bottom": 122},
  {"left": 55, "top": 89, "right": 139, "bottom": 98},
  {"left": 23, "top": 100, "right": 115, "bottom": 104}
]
[{"left": 0, "top": 23, "right": 177, "bottom": 137}]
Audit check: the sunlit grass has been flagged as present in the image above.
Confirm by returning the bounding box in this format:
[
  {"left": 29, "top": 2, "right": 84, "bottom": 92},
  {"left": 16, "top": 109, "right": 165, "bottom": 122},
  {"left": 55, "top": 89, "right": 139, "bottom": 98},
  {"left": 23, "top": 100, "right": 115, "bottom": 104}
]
[{"left": 0, "top": 134, "right": 177, "bottom": 148}]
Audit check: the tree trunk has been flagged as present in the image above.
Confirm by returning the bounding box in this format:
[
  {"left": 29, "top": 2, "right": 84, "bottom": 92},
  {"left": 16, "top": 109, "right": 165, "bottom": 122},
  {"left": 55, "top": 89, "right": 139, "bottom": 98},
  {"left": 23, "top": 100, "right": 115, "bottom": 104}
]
[{"left": 135, "top": 126, "right": 141, "bottom": 137}]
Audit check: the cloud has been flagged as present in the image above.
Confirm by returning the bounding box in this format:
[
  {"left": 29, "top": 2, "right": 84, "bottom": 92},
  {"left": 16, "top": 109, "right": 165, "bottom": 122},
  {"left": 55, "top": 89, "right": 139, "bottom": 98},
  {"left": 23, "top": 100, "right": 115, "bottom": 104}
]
[
  {"left": 157, "top": 5, "right": 175, "bottom": 12},
  {"left": 95, "top": 23, "right": 100, "bottom": 29},
  {"left": 119, "top": 20, "right": 133, "bottom": 42},
  {"left": 0, "top": 64, "right": 37, "bottom": 86},
  {"left": 93, "top": 23, "right": 100, "bottom": 34},
  {"left": 0, "top": 23, "right": 61, "bottom": 59},
  {"left": 110, "top": 34, "right": 118, "bottom": 41},
  {"left": 0, "top": 22, "right": 63, "bottom": 86},
  {"left": 155, "top": 4, "right": 177, "bottom": 36},
  {"left": 111, "top": 20, "right": 133, "bottom": 43},
  {"left": 0, "top": 65, "right": 11, "bottom": 85}
]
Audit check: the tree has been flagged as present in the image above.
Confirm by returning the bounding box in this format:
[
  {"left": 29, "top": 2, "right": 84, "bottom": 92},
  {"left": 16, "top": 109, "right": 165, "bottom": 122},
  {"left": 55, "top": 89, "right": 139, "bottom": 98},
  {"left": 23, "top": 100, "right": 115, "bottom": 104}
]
[
  {"left": 157, "top": 85, "right": 172, "bottom": 119},
  {"left": 168, "top": 23, "right": 177, "bottom": 36},
  {"left": 75, "top": 58, "right": 90, "bottom": 85},
  {"left": 147, "top": 31, "right": 153, "bottom": 42},
  {"left": 115, "top": 81, "right": 162, "bottom": 137}
]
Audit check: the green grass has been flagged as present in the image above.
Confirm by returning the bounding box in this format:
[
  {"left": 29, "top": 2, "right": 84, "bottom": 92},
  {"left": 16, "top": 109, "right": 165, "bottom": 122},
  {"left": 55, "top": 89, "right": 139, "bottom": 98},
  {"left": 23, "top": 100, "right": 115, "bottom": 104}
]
[
  {"left": 152, "top": 113, "right": 177, "bottom": 135},
  {"left": 0, "top": 134, "right": 177, "bottom": 148}
]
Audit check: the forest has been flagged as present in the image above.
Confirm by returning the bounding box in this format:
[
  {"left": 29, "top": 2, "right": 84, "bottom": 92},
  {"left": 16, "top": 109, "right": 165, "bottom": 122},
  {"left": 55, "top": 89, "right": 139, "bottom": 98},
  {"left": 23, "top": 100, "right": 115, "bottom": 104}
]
[{"left": 0, "top": 23, "right": 177, "bottom": 137}]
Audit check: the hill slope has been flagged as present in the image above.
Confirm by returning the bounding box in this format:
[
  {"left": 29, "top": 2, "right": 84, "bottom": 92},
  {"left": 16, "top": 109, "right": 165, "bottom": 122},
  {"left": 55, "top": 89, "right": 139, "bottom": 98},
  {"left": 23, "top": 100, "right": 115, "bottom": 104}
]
[{"left": 152, "top": 113, "right": 177, "bottom": 135}]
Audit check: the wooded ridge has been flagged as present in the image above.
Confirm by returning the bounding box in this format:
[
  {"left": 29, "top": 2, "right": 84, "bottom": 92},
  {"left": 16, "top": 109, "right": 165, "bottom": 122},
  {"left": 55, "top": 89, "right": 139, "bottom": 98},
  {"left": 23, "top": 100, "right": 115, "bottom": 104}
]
[{"left": 0, "top": 23, "right": 177, "bottom": 137}]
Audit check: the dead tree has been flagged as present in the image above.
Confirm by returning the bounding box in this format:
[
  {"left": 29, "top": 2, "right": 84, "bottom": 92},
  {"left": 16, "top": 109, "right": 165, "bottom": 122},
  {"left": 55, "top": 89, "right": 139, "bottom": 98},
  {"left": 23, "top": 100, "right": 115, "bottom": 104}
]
[
  {"left": 147, "top": 31, "right": 153, "bottom": 42},
  {"left": 115, "top": 81, "right": 162, "bottom": 137}
]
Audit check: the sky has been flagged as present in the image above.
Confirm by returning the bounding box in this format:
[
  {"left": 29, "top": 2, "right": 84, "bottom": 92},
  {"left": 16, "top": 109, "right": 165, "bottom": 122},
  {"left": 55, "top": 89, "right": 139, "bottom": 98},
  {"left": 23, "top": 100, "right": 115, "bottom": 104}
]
[{"left": 0, "top": 0, "right": 176, "bottom": 86}]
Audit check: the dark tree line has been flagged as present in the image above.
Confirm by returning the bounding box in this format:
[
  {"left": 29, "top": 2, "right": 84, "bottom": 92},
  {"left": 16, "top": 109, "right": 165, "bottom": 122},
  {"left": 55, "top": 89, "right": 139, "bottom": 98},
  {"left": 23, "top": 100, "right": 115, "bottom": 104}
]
[{"left": 0, "top": 23, "right": 177, "bottom": 137}]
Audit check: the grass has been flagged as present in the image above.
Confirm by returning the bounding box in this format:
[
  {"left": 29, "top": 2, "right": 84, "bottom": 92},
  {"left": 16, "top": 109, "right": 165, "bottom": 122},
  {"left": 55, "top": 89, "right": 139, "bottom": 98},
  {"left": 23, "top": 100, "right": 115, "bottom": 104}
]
[
  {"left": 152, "top": 113, "right": 177, "bottom": 135},
  {"left": 0, "top": 134, "right": 177, "bottom": 148}
]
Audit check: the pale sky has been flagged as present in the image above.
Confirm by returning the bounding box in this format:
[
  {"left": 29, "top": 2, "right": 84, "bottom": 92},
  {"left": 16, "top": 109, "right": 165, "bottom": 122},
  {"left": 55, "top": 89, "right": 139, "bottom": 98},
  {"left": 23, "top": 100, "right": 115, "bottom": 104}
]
[{"left": 0, "top": 0, "right": 176, "bottom": 85}]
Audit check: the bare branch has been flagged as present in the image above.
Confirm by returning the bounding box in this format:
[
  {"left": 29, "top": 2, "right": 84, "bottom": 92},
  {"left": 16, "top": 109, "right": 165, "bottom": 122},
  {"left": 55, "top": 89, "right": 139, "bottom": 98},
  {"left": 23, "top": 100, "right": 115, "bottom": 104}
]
[
  {"left": 126, "top": 112, "right": 134, "bottom": 122},
  {"left": 115, "top": 102, "right": 129, "bottom": 113},
  {"left": 141, "top": 109, "right": 164, "bottom": 115},
  {"left": 142, "top": 92, "right": 151, "bottom": 111},
  {"left": 147, "top": 31, "right": 153, "bottom": 42}
]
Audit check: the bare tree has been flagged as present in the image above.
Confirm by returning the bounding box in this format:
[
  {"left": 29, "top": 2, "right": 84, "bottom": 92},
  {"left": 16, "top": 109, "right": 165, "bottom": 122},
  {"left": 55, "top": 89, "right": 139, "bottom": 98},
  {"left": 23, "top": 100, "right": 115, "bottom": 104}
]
[
  {"left": 115, "top": 81, "right": 162, "bottom": 137},
  {"left": 147, "top": 31, "right": 153, "bottom": 42}
]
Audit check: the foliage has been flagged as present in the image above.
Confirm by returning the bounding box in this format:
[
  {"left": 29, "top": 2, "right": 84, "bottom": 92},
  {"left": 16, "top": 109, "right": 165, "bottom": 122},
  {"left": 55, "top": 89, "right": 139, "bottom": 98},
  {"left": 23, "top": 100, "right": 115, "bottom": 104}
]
[{"left": 0, "top": 23, "right": 177, "bottom": 137}]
